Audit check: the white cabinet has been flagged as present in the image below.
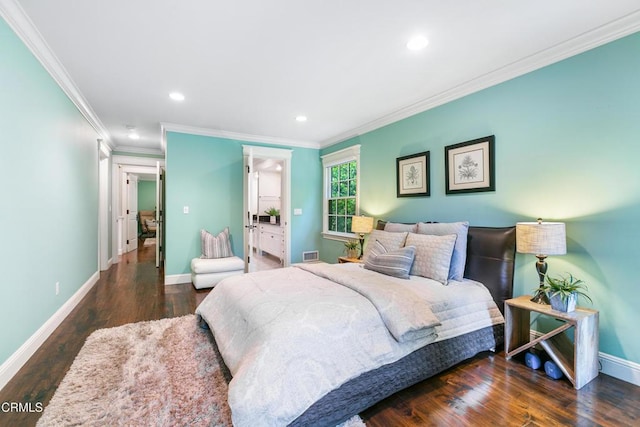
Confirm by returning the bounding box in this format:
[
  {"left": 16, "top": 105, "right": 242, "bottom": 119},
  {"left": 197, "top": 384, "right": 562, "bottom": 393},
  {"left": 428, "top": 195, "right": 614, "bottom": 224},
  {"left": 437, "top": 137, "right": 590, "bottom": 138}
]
[
  {"left": 258, "top": 171, "right": 281, "bottom": 214},
  {"left": 258, "top": 223, "right": 284, "bottom": 261}
]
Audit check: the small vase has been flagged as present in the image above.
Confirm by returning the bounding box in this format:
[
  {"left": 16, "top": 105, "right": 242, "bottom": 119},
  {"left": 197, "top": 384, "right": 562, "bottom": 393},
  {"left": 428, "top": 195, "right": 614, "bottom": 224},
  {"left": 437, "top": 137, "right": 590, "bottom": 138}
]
[
  {"left": 270, "top": 216, "right": 276, "bottom": 224},
  {"left": 549, "top": 292, "right": 577, "bottom": 312},
  {"left": 347, "top": 248, "right": 358, "bottom": 259}
]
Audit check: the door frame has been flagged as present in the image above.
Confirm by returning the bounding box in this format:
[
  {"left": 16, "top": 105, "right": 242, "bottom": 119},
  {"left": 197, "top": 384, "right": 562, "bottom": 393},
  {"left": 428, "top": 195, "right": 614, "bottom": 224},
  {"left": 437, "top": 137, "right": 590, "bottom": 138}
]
[
  {"left": 242, "top": 145, "right": 292, "bottom": 269},
  {"left": 111, "top": 155, "right": 165, "bottom": 262},
  {"left": 155, "top": 162, "right": 165, "bottom": 268},
  {"left": 98, "top": 140, "right": 111, "bottom": 271}
]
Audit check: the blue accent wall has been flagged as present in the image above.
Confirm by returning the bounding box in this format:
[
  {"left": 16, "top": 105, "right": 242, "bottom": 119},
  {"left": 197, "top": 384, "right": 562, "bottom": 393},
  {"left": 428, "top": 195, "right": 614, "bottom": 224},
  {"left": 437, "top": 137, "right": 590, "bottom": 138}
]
[
  {"left": 321, "top": 32, "right": 640, "bottom": 365},
  {"left": 0, "top": 18, "right": 100, "bottom": 365},
  {"left": 165, "top": 132, "right": 322, "bottom": 276}
]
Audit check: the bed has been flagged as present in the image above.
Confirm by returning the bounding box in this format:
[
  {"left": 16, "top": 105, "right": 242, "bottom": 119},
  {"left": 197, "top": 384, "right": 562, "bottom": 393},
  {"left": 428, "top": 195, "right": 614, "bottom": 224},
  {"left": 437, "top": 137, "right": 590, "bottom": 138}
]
[{"left": 196, "top": 221, "right": 516, "bottom": 426}]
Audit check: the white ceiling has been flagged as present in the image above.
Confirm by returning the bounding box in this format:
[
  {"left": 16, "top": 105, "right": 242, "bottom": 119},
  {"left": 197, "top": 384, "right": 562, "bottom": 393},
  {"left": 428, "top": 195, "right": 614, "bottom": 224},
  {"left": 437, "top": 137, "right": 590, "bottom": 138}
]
[{"left": 4, "top": 1, "right": 640, "bottom": 154}]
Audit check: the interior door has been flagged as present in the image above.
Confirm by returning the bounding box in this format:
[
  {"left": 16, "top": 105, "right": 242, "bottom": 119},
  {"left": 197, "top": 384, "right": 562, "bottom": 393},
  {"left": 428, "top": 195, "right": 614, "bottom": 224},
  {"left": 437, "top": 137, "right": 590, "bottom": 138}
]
[
  {"left": 243, "top": 149, "right": 256, "bottom": 272},
  {"left": 126, "top": 174, "right": 139, "bottom": 252},
  {"left": 155, "top": 162, "right": 164, "bottom": 268}
]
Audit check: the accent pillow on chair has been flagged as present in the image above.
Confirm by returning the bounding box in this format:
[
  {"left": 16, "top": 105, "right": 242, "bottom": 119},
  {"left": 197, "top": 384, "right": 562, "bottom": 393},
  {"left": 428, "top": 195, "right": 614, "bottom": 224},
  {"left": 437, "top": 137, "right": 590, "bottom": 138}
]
[
  {"left": 201, "top": 227, "right": 234, "bottom": 259},
  {"left": 145, "top": 219, "right": 157, "bottom": 232}
]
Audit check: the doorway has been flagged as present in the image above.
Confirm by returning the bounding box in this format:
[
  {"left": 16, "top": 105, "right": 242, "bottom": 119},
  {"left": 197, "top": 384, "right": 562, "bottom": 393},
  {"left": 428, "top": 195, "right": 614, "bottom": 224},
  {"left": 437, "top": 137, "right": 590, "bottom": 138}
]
[
  {"left": 243, "top": 146, "right": 292, "bottom": 273},
  {"left": 111, "top": 155, "right": 165, "bottom": 268}
]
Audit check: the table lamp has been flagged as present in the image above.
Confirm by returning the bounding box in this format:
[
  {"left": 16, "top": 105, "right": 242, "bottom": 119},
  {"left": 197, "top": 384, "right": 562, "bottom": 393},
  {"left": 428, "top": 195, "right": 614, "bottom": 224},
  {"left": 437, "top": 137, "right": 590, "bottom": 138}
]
[
  {"left": 351, "top": 215, "right": 373, "bottom": 259},
  {"left": 516, "top": 218, "right": 566, "bottom": 304}
]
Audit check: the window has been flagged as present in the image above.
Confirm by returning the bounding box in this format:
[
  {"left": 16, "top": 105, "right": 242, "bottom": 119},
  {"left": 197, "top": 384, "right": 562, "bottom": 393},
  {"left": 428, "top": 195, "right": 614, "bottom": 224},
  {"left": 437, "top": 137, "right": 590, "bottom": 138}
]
[{"left": 322, "top": 145, "right": 361, "bottom": 239}]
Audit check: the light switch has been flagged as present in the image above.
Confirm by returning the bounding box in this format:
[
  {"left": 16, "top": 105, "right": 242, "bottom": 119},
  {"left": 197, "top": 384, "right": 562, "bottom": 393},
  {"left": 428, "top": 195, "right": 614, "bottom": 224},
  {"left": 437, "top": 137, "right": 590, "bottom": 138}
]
[
  {"left": 294, "top": 208, "right": 302, "bottom": 215},
  {"left": 183, "top": 206, "right": 189, "bottom": 214}
]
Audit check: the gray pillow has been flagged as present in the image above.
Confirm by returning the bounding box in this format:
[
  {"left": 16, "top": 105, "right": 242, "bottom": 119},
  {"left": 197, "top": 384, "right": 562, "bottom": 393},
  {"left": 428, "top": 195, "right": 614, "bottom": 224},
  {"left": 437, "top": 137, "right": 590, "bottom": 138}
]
[
  {"left": 362, "top": 229, "right": 408, "bottom": 263},
  {"left": 201, "top": 227, "right": 234, "bottom": 259},
  {"left": 417, "top": 221, "right": 469, "bottom": 281},
  {"left": 364, "top": 240, "right": 416, "bottom": 279},
  {"left": 405, "top": 233, "right": 457, "bottom": 285},
  {"left": 384, "top": 222, "right": 418, "bottom": 233}
]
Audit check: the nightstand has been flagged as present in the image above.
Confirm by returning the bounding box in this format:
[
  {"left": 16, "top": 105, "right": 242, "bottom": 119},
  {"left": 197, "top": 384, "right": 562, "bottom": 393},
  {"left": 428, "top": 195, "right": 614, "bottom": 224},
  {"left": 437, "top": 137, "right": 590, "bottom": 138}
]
[
  {"left": 338, "top": 256, "right": 362, "bottom": 264},
  {"left": 504, "top": 295, "right": 599, "bottom": 389}
]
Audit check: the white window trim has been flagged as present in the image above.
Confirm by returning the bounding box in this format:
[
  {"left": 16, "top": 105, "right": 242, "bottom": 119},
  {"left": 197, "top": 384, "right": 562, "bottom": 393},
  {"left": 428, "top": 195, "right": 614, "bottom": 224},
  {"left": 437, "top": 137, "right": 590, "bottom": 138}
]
[{"left": 321, "top": 144, "right": 361, "bottom": 241}]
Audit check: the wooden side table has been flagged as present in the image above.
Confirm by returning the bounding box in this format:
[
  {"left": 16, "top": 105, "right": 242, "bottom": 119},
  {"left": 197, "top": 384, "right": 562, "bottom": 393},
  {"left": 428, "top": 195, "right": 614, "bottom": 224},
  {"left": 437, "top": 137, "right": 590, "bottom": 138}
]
[
  {"left": 338, "top": 256, "right": 362, "bottom": 264},
  {"left": 504, "top": 295, "right": 599, "bottom": 389}
]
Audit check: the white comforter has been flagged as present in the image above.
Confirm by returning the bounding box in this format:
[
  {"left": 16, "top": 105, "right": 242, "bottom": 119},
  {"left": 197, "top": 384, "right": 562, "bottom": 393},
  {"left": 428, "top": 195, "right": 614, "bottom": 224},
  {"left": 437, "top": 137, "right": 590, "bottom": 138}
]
[{"left": 196, "top": 263, "right": 503, "bottom": 427}]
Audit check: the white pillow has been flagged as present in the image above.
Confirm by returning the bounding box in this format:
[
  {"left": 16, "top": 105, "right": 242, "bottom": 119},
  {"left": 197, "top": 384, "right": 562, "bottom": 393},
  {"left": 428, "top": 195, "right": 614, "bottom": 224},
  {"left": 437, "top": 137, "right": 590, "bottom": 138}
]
[
  {"left": 405, "top": 233, "right": 457, "bottom": 285},
  {"left": 417, "top": 222, "right": 469, "bottom": 281},
  {"left": 201, "top": 227, "right": 234, "bottom": 259},
  {"left": 362, "top": 230, "right": 408, "bottom": 263}
]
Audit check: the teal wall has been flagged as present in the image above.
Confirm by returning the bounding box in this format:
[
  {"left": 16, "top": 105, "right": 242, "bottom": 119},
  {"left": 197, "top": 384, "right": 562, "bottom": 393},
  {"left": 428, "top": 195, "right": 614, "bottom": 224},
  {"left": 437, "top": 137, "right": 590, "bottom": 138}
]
[
  {"left": 138, "top": 180, "right": 156, "bottom": 211},
  {"left": 321, "top": 32, "right": 640, "bottom": 365},
  {"left": 0, "top": 18, "right": 100, "bottom": 365},
  {"left": 165, "top": 132, "right": 322, "bottom": 275}
]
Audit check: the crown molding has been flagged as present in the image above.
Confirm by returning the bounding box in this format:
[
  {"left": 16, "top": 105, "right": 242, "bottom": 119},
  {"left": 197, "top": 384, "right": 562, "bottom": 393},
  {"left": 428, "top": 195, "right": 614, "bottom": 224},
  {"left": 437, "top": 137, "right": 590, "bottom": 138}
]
[
  {"left": 112, "top": 145, "right": 165, "bottom": 157},
  {"left": 161, "top": 122, "right": 320, "bottom": 150},
  {"left": 320, "top": 10, "right": 640, "bottom": 148},
  {"left": 0, "top": 0, "right": 113, "bottom": 146}
]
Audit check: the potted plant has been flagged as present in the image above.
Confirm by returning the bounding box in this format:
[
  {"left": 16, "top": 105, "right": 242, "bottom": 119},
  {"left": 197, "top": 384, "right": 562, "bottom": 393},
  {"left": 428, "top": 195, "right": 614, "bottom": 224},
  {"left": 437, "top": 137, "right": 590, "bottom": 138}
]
[
  {"left": 343, "top": 239, "right": 360, "bottom": 259},
  {"left": 264, "top": 207, "right": 280, "bottom": 224},
  {"left": 543, "top": 273, "right": 592, "bottom": 312}
]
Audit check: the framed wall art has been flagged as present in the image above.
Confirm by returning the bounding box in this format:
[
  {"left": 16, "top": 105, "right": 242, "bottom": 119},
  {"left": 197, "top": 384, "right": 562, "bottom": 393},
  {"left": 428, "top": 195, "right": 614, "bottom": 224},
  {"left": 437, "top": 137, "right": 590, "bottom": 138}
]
[
  {"left": 445, "top": 135, "right": 495, "bottom": 194},
  {"left": 396, "top": 151, "right": 430, "bottom": 197}
]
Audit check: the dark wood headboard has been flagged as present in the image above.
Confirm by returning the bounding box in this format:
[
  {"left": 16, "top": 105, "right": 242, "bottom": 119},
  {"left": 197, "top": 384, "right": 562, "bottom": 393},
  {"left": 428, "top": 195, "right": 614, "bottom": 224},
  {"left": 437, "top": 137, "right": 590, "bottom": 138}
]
[{"left": 375, "top": 221, "right": 516, "bottom": 314}]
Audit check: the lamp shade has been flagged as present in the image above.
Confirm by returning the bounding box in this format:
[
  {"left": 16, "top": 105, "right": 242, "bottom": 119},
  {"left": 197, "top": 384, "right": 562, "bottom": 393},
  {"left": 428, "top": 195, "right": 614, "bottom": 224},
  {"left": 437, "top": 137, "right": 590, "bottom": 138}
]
[
  {"left": 516, "top": 221, "right": 566, "bottom": 255},
  {"left": 351, "top": 215, "right": 373, "bottom": 234}
]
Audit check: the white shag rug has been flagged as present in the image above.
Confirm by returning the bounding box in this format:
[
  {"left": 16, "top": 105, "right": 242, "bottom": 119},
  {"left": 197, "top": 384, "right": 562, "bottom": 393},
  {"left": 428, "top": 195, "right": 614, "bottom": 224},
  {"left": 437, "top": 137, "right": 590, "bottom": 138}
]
[{"left": 37, "top": 315, "right": 366, "bottom": 427}]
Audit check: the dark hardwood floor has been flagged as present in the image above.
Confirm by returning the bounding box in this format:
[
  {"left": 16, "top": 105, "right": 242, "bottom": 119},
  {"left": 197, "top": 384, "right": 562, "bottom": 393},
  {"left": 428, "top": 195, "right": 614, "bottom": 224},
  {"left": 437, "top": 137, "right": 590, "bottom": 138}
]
[
  {"left": 1, "top": 242, "right": 639, "bottom": 426},
  {"left": 0, "top": 242, "right": 211, "bottom": 426}
]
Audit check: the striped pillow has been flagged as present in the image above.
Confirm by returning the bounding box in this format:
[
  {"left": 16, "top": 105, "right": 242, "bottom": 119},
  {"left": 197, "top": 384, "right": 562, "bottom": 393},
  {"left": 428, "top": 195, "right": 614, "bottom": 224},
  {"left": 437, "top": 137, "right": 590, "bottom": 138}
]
[
  {"left": 364, "top": 240, "right": 416, "bottom": 279},
  {"left": 201, "top": 227, "right": 234, "bottom": 259}
]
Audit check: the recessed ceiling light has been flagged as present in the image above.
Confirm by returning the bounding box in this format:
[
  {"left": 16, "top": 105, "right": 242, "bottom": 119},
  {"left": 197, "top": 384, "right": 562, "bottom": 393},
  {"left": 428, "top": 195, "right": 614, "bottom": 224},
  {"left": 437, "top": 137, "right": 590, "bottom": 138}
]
[
  {"left": 295, "top": 115, "right": 307, "bottom": 122},
  {"left": 406, "top": 35, "right": 429, "bottom": 51},
  {"left": 128, "top": 133, "right": 140, "bottom": 140},
  {"left": 169, "top": 92, "right": 185, "bottom": 101}
]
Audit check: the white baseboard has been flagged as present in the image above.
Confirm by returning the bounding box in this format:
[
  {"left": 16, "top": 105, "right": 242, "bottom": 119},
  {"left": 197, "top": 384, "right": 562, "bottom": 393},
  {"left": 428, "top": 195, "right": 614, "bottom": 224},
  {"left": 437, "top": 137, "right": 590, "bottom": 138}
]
[
  {"left": 0, "top": 271, "right": 100, "bottom": 392},
  {"left": 100, "top": 257, "right": 114, "bottom": 272},
  {"left": 164, "top": 273, "right": 191, "bottom": 285},
  {"left": 599, "top": 352, "right": 640, "bottom": 387},
  {"left": 529, "top": 329, "right": 639, "bottom": 387}
]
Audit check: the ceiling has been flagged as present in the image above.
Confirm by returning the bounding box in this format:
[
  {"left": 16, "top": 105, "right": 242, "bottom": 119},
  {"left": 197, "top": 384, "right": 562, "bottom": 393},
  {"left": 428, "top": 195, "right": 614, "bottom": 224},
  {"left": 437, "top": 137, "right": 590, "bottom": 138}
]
[{"left": 3, "top": 1, "right": 640, "bottom": 154}]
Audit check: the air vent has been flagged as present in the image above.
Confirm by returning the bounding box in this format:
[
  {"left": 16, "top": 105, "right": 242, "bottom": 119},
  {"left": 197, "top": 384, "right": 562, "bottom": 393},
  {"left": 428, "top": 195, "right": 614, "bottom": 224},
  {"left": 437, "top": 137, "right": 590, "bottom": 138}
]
[{"left": 302, "top": 250, "right": 319, "bottom": 262}]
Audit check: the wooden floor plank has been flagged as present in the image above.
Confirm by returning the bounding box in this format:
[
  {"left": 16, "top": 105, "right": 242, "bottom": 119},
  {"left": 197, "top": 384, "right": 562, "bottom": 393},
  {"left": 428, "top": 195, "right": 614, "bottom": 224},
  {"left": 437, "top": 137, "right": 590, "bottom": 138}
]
[{"left": 1, "top": 242, "right": 639, "bottom": 426}]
